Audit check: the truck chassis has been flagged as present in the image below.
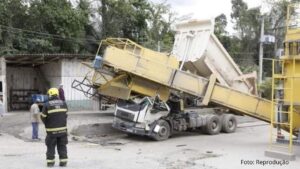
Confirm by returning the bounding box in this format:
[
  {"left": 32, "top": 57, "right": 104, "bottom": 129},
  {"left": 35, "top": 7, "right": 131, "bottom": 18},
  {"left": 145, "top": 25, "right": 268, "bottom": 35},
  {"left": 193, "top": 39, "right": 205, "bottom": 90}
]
[{"left": 112, "top": 96, "right": 237, "bottom": 141}]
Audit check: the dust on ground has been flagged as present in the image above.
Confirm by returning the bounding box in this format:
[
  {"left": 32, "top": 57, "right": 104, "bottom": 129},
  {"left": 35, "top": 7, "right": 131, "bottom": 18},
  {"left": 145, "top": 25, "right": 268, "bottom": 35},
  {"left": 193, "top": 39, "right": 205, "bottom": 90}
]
[{"left": 1, "top": 111, "right": 300, "bottom": 169}]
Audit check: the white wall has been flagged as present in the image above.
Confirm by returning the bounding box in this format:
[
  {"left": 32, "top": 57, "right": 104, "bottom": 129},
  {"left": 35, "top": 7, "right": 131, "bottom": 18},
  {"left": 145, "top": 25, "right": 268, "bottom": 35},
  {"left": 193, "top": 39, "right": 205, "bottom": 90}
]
[
  {"left": 3, "top": 58, "right": 98, "bottom": 111},
  {"left": 61, "top": 58, "right": 99, "bottom": 111},
  {"left": 40, "top": 61, "right": 62, "bottom": 88},
  {"left": 61, "top": 58, "right": 90, "bottom": 100},
  {"left": 6, "top": 66, "right": 45, "bottom": 110},
  {"left": 6, "top": 67, "right": 41, "bottom": 90},
  {"left": 0, "top": 57, "right": 7, "bottom": 113}
]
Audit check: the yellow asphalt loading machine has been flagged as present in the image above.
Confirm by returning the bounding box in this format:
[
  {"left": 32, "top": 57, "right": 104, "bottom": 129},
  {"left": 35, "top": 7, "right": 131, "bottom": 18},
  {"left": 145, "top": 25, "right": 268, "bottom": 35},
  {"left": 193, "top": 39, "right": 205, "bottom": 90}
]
[
  {"left": 265, "top": 3, "right": 300, "bottom": 160},
  {"left": 72, "top": 4, "right": 300, "bottom": 161}
]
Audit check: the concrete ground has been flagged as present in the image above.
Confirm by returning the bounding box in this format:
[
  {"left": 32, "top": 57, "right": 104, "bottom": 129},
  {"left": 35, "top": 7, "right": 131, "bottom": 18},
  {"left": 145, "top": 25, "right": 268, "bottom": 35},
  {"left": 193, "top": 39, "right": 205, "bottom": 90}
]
[{"left": 0, "top": 111, "right": 299, "bottom": 169}]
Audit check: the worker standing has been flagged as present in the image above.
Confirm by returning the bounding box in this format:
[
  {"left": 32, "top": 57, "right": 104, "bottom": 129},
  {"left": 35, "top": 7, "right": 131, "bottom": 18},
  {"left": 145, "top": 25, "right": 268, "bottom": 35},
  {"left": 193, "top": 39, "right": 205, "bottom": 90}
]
[
  {"left": 30, "top": 99, "right": 41, "bottom": 140},
  {"left": 41, "top": 88, "right": 68, "bottom": 167},
  {"left": 58, "top": 84, "right": 65, "bottom": 101}
]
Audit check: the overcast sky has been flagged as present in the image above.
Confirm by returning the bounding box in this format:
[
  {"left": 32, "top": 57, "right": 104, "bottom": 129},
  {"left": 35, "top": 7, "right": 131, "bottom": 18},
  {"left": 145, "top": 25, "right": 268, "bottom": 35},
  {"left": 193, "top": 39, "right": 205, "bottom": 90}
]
[{"left": 150, "top": 0, "right": 264, "bottom": 32}]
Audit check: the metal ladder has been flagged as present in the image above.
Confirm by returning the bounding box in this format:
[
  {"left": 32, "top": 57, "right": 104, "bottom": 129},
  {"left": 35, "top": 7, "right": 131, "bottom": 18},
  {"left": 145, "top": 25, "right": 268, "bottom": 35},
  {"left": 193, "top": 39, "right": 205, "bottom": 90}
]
[{"left": 270, "top": 58, "right": 295, "bottom": 154}]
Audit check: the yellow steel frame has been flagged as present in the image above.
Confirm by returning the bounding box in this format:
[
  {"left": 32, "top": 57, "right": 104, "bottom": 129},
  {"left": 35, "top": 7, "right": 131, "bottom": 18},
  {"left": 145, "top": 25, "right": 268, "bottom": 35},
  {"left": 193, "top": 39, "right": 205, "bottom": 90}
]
[
  {"left": 268, "top": 3, "right": 300, "bottom": 154},
  {"left": 270, "top": 59, "right": 295, "bottom": 153},
  {"left": 95, "top": 38, "right": 144, "bottom": 58},
  {"left": 103, "top": 38, "right": 274, "bottom": 122}
]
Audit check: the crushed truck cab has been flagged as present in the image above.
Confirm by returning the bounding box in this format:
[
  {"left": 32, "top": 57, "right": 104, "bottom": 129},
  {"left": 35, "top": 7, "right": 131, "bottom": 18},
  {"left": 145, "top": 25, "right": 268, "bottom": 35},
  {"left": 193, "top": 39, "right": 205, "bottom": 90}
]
[
  {"left": 112, "top": 96, "right": 237, "bottom": 141},
  {"left": 113, "top": 97, "right": 169, "bottom": 137}
]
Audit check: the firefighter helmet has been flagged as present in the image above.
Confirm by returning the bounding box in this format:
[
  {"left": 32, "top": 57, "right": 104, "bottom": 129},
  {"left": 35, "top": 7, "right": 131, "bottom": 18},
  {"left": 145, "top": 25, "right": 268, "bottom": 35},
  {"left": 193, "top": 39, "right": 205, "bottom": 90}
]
[{"left": 48, "top": 88, "right": 59, "bottom": 97}]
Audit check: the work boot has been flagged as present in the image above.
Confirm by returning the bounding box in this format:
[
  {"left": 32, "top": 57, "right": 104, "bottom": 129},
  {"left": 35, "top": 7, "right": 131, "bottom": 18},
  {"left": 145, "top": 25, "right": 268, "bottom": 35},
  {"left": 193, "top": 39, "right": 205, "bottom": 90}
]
[
  {"left": 47, "top": 162, "right": 54, "bottom": 167},
  {"left": 59, "top": 162, "right": 67, "bottom": 167},
  {"left": 47, "top": 159, "right": 55, "bottom": 167}
]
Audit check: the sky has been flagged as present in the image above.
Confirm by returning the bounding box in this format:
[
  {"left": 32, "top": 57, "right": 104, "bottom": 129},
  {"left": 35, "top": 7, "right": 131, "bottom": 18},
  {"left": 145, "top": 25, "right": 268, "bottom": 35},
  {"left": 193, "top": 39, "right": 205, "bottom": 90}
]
[{"left": 150, "top": 0, "right": 264, "bottom": 32}]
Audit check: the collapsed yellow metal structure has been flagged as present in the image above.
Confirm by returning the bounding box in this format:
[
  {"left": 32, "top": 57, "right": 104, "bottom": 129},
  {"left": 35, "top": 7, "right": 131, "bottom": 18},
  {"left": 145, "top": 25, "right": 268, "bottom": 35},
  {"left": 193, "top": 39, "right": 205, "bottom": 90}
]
[
  {"left": 88, "top": 37, "right": 300, "bottom": 138},
  {"left": 93, "top": 38, "right": 178, "bottom": 101},
  {"left": 92, "top": 38, "right": 271, "bottom": 121},
  {"left": 73, "top": 5, "right": 300, "bottom": 157}
]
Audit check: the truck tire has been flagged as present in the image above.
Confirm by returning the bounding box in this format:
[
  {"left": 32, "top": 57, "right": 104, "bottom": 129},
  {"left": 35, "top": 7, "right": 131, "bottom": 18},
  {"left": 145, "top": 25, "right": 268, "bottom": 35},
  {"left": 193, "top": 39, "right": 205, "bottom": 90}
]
[
  {"left": 202, "top": 115, "right": 221, "bottom": 135},
  {"left": 152, "top": 119, "right": 171, "bottom": 141},
  {"left": 221, "top": 114, "right": 237, "bottom": 133}
]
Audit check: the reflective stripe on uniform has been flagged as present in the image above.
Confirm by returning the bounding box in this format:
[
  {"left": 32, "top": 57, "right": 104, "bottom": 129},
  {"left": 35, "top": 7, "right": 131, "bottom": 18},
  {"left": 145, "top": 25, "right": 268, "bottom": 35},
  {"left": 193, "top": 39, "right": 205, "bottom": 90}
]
[
  {"left": 40, "top": 113, "right": 47, "bottom": 118},
  {"left": 48, "top": 109, "right": 67, "bottom": 114},
  {"left": 60, "top": 159, "right": 68, "bottom": 162},
  {"left": 47, "top": 159, "right": 55, "bottom": 163},
  {"left": 46, "top": 126, "right": 67, "bottom": 132}
]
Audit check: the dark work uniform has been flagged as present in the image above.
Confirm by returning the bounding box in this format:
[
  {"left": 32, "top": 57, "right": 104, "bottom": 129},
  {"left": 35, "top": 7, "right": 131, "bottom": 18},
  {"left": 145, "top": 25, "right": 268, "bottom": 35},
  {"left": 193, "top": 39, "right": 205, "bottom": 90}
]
[
  {"left": 41, "top": 96, "right": 68, "bottom": 166},
  {"left": 58, "top": 87, "right": 65, "bottom": 101}
]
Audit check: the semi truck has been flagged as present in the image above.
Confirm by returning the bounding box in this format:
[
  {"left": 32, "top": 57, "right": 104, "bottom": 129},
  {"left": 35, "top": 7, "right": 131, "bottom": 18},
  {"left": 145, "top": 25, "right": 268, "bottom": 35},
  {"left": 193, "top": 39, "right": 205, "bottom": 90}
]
[
  {"left": 72, "top": 16, "right": 300, "bottom": 159},
  {"left": 109, "top": 19, "right": 247, "bottom": 140},
  {"left": 113, "top": 95, "right": 237, "bottom": 141}
]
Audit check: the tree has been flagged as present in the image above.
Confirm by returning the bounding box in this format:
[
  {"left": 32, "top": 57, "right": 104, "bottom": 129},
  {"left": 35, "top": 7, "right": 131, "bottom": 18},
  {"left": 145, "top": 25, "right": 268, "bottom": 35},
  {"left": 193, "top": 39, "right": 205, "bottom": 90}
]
[
  {"left": 215, "top": 14, "right": 228, "bottom": 38},
  {"left": 98, "top": 0, "right": 150, "bottom": 41},
  {"left": 231, "top": 0, "right": 248, "bottom": 38},
  {"left": 230, "top": 0, "right": 261, "bottom": 70},
  {"left": 0, "top": 0, "right": 28, "bottom": 54},
  {"left": 77, "top": 0, "right": 99, "bottom": 53},
  {"left": 144, "top": 1, "right": 176, "bottom": 52},
  {"left": 264, "top": 0, "right": 300, "bottom": 55},
  {"left": 27, "top": 0, "right": 89, "bottom": 53},
  {"left": 0, "top": 0, "right": 93, "bottom": 54},
  {"left": 0, "top": 0, "right": 175, "bottom": 55},
  {"left": 214, "top": 13, "right": 233, "bottom": 53},
  {"left": 97, "top": 0, "right": 175, "bottom": 52}
]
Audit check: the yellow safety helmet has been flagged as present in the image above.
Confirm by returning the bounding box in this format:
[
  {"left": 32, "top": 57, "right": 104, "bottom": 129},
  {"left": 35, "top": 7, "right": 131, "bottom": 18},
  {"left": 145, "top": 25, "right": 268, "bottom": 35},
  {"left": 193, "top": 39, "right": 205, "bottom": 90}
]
[{"left": 48, "top": 88, "right": 59, "bottom": 97}]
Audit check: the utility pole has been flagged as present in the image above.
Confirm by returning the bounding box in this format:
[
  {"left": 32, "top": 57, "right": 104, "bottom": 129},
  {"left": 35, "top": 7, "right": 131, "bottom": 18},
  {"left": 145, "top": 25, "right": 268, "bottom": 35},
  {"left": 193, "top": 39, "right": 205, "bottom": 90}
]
[
  {"left": 157, "top": 41, "right": 161, "bottom": 52},
  {"left": 259, "top": 16, "right": 264, "bottom": 84}
]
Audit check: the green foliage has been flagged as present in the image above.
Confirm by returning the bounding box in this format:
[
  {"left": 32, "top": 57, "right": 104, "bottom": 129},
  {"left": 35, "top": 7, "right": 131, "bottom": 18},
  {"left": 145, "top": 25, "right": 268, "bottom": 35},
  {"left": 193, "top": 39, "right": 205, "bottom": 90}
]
[
  {"left": 26, "top": 0, "right": 88, "bottom": 53},
  {"left": 98, "top": 0, "right": 150, "bottom": 41},
  {"left": 0, "top": 0, "right": 175, "bottom": 54},
  {"left": 214, "top": 14, "right": 228, "bottom": 38},
  {"left": 0, "top": 0, "right": 93, "bottom": 54},
  {"left": 0, "top": 0, "right": 28, "bottom": 53},
  {"left": 213, "top": 0, "right": 262, "bottom": 73},
  {"left": 231, "top": 0, "right": 261, "bottom": 67},
  {"left": 2, "top": 0, "right": 294, "bottom": 62},
  {"left": 98, "top": 0, "right": 175, "bottom": 52},
  {"left": 143, "top": 1, "right": 176, "bottom": 52},
  {"left": 231, "top": 0, "right": 248, "bottom": 37},
  {"left": 258, "top": 78, "right": 272, "bottom": 99}
]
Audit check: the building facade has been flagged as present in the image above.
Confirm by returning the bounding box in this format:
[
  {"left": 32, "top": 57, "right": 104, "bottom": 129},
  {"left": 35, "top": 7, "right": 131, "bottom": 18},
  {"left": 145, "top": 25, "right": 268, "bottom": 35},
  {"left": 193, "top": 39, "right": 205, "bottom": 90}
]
[{"left": 0, "top": 54, "right": 99, "bottom": 112}]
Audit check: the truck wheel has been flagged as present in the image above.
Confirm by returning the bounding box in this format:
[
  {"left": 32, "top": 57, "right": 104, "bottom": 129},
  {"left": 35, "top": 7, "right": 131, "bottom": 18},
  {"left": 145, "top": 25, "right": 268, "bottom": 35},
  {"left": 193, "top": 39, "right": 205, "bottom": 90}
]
[
  {"left": 221, "top": 114, "right": 237, "bottom": 133},
  {"left": 152, "top": 120, "right": 171, "bottom": 141},
  {"left": 203, "top": 115, "right": 221, "bottom": 135}
]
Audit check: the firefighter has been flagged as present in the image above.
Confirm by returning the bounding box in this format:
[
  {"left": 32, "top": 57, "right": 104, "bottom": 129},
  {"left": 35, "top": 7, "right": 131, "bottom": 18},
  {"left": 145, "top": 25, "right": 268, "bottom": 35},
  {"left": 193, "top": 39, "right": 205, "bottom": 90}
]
[{"left": 41, "top": 88, "right": 68, "bottom": 167}]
